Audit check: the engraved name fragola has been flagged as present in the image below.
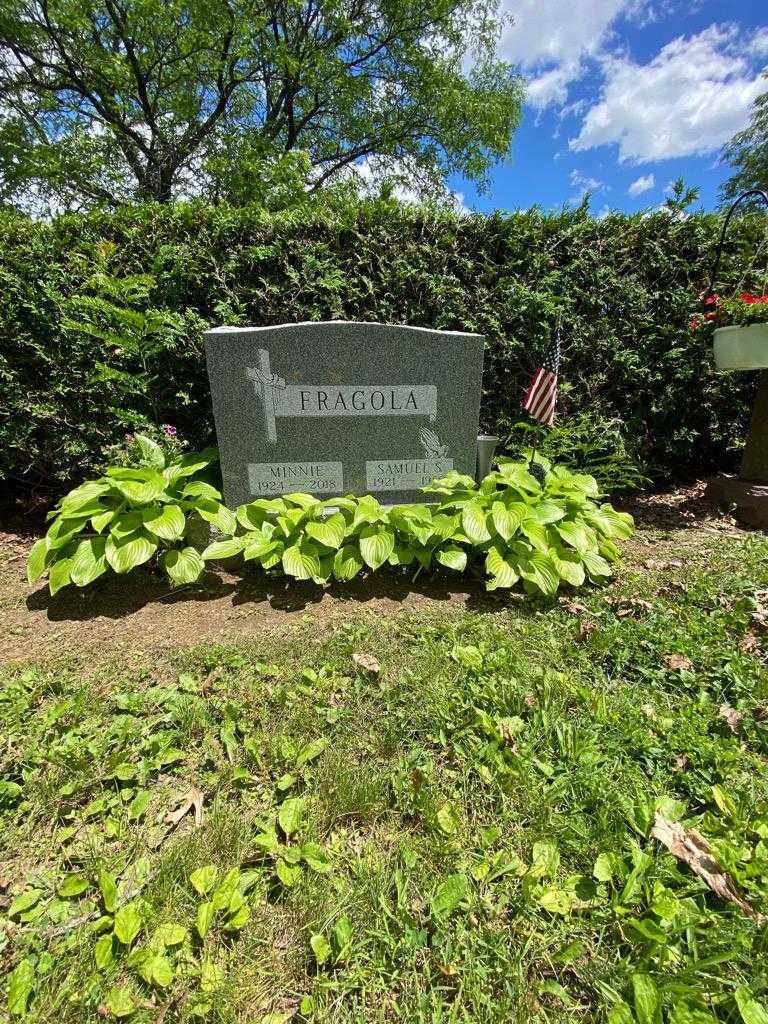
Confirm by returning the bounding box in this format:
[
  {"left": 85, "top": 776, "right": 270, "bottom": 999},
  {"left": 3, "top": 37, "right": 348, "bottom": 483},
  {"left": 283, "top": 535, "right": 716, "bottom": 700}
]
[{"left": 297, "top": 388, "right": 421, "bottom": 414}]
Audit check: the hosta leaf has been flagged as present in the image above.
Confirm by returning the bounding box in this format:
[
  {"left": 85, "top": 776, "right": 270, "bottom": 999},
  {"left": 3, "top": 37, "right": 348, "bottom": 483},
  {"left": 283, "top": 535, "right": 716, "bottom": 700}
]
[
  {"left": 532, "top": 500, "right": 566, "bottom": 524},
  {"left": 142, "top": 504, "right": 186, "bottom": 541},
  {"left": 333, "top": 545, "right": 364, "bottom": 581},
  {"left": 109, "top": 511, "right": 145, "bottom": 539},
  {"left": 490, "top": 501, "right": 518, "bottom": 541},
  {"left": 306, "top": 513, "right": 346, "bottom": 550},
  {"left": 586, "top": 504, "right": 635, "bottom": 539},
  {"left": 26, "top": 537, "right": 50, "bottom": 584},
  {"left": 485, "top": 545, "right": 519, "bottom": 588},
  {"left": 46, "top": 514, "right": 90, "bottom": 550},
  {"left": 163, "top": 546, "right": 204, "bottom": 585},
  {"left": 91, "top": 509, "right": 116, "bottom": 533},
  {"left": 520, "top": 518, "right": 549, "bottom": 552},
  {"left": 497, "top": 462, "right": 541, "bottom": 492},
  {"left": 552, "top": 546, "right": 586, "bottom": 587},
  {"left": 111, "top": 473, "right": 167, "bottom": 505},
  {"left": 359, "top": 525, "right": 395, "bottom": 570},
  {"left": 462, "top": 501, "right": 492, "bottom": 544},
  {"left": 134, "top": 433, "right": 165, "bottom": 469},
  {"left": 436, "top": 546, "right": 467, "bottom": 572},
  {"left": 202, "top": 537, "right": 245, "bottom": 561},
  {"left": 518, "top": 550, "right": 559, "bottom": 596},
  {"left": 69, "top": 536, "right": 108, "bottom": 587},
  {"left": 197, "top": 502, "right": 238, "bottom": 534},
  {"left": 582, "top": 550, "right": 612, "bottom": 579},
  {"left": 556, "top": 520, "right": 590, "bottom": 552},
  {"left": 282, "top": 540, "right": 321, "bottom": 580},
  {"left": 105, "top": 532, "right": 157, "bottom": 574}
]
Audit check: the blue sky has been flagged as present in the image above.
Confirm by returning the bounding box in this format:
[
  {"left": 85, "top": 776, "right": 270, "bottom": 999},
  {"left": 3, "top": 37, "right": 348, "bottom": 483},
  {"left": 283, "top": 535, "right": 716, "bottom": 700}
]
[{"left": 447, "top": 0, "right": 768, "bottom": 214}]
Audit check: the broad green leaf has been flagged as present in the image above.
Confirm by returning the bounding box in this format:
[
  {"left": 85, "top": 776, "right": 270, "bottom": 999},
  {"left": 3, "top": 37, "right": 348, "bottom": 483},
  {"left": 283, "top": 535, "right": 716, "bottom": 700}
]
[
  {"left": 632, "top": 974, "right": 660, "bottom": 1024},
  {"left": 301, "top": 842, "right": 331, "bottom": 873},
  {"left": 129, "top": 790, "right": 152, "bottom": 820},
  {"left": 142, "top": 504, "right": 185, "bottom": 541},
  {"left": 153, "top": 923, "right": 188, "bottom": 947},
  {"left": 532, "top": 500, "right": 566, "bottom": 524},
  {"left": 278, "top": 796, "right": 306, "bottom": 837},
  {"left": 45, "top": 514, "right": 90, "bottom": 549},
  {"left": 582, "top": 550, "right": 612, "bottom": 579},
  {"left": 7, "top": 959, "right": 34, "bottom": 1015},
  {"left": 275, "top": 858, "right": 301, "bottom": 887},
  {"left": 556, "top": 520, "right": 590, "bottom": 552},
  {"left": 26, "top": 538, "right": 49, "bottom": 584},
  {"left": 196, "top": 900, "right": 215, "bottom": 939},
  {"left": 530, "top": 841, "right": 560, "bottom": 879},
  {"left": 436, "top": 801, "right": 460, "bottom": 835},
  {"left": 134, "top": 433, "right": 166, "bottom": 469},
  {"left": 353, "top": 494, "right": 384, "bottom": 527},
  {"left": 497, "top": 462, "right": 541, "bottom": 492},
  {"left": 518, "top": 550, "right": 559, "bottom": 596},
  {"left": 8, "top": 889, "right": 41, "bottom": 917},
  {"left": 109, "top": 511, "right": 145, "bottom": 539},
  {"left": 190, "top": 865, "right": 218, "bottom": 896},
  {"left": 114, "top": 903, "right": 142, "bottom": 945},
  {"left": 59, "top": 872, "right": 89, "bottom": 898},
  {"left": 296, "top": 737, "right": 327, "bottom": 767},
  {"left": 306, "top": 513, "right": 346, "bottom": 550},
  {"left": 436, "top": 546, "right": 467, "bottom": 572},
  {"left": 462, "top": 500, "right": 492, "bottom": 544},
  {"left": 490, "top": 501, "right": 518, "bottom": 540},
  {"left": 359, "top": 525, "right": 395, "bottom": 570},
  {"left": 552, "top": 546, "right": 586, "bottom": 587},
  {"left": 106, "top": 986, "right": 136, "bottom": 1018},
  {"left": 94, "top": 933, "right": 114, "bottom": 969},
  {"left": 212, "top": 868, "right": 240, "bottom": 911},
  {"left": 282, "top": 540, "right": 321, "bottom": 579},
  {"left": 69, "top": 536, "right": 108, "bottom": 587},
  {"left": 98, "top": 869, "right": 117, "bottom": 913},
  {"left": 197, "top": 502, "right": 238, "bottom": 534},
  {"left": 202, "top": 537, "right": 245, "bottom": 561},
  {"left": 91, "top": 509, "right": 117, "bottom": 533},
  {"left": 105, "top": 531, "right": 157, "bottom": 574},
  {"left": 333, "top": 545, "right": 364, "bottom": 581},
  {"left": 538, "top": 886, "right": 574, "bottom": 915},
  {"left": 111, "top": 473, "right": 167, "bottom": 505},
  {"left": 431, "top": 873, "right": 469, "bottom": 917},
  {"left": 485, "top": 545, "right": 519, "bottom": 588},
  {"left": 332, "top": 915, "right": 353, "bottom": 959},
  {"left": 520, "top": 518, "right": 549, "bottom": 552},
  {"left": 310, "top": 933, "right": 331, "bottom": 965},
  {"left": 149, "top": 954, "right": 174, "bottom": 988},
  {"left": 49, "top": 556, "right": 73, "bottom": 595},
  {"left": 736, "top": 988, "right": 768, "bottom": 1024},
  {"left": 585, "top": 504, "right": 635, "bottom": 539},
  {"left": 593, "top": 853, "right": 614, "bottom": 882},
  {"left": 163, "top": 546, "right": 204, "bottom": 585}
]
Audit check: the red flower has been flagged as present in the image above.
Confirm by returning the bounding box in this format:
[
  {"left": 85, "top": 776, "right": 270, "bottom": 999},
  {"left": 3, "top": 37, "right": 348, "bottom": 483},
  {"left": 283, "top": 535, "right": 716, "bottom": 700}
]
[
  {"left": 704, "top": 294, "right": 719, "bottom": 306},
  {"left": 740, "top": 292, "right": 757, "bottom": 304},
  {"left": 705, "top": 311, "right": 717, "bottom": 321},
  {"left": 689, "top": 317, "right": 700, "bottom": 332}
]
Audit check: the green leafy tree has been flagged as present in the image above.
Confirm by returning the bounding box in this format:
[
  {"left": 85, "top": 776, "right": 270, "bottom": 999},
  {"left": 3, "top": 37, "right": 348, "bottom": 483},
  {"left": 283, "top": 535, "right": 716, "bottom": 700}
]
[
  {"left": 722, "top": 73, "right": 768, "bottom": 202},
  {"left": 0, "top": 0, "right": 522, "bottom": 213}
]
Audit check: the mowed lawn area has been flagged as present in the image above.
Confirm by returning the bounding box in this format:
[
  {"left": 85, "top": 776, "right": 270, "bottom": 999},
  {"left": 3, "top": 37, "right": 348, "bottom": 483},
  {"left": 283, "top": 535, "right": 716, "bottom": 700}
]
[{"left": 1, "top": 493, "right": 768, "bottom": 1024}]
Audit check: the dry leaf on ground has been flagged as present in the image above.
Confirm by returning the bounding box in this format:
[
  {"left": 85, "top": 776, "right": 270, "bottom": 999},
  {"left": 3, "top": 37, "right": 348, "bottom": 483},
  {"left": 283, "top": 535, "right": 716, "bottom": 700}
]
[
  {"left": 609, "top": 596, "right": 654, "bottom": 617},
  {"left": 719, "top": 704, "right": 744, "bottom": 733},
  {"left": 652, "top": 811, "right": 763, "bottom": 921},
  {"left": 576, "top": 620, "right": 597, "bottom": 642},
  {"left": 559, "top": 598, "right": 588, "bottom": 615},
  {"left": 672, "top": 754, "right": 690, "bottom": 771},
  {"left": 664, "top": 654, "right": 693, "bottom": 671},
  {"left": 352, "top": 652, "right": 381, "bottom": 674},
  {"left": 164, "top": 787, "right": 204, "bottom": 828},
  {"left": 740, "top": 633, "right": 762, "bottom": 654},
  {"left": 644, "top": 559, "right": 683, "bottom": 570}
]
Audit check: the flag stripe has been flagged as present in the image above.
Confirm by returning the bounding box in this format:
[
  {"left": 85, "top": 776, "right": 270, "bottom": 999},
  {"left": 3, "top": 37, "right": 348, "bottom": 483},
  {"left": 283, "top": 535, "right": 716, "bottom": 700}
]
[{"left": 522, "top": 333, "right": 561, "bottom": 426}]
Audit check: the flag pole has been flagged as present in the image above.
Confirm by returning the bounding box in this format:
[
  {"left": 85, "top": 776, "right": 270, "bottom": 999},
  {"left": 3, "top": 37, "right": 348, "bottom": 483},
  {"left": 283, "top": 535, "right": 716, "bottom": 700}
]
[{"left": 525, "top": 314, "right": 562, "bottom": 486}]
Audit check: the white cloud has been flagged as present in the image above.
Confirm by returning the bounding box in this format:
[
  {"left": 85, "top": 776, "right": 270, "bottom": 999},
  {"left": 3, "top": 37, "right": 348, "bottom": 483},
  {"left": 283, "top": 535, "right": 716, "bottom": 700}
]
[
  {"left": 569, "top": 24, "right": 767, "bottom": 162},
  {"left": 569, "top": 169, "right": 608, "bottom": 202},
  {"left": 349, "top": 156, "right": 471, "bottom": 213},
  {"left": 498, "top": 0, "right": 632, "bottom": 109},
  {"left": 628, "top": 172, "right": 655, "bottom": 195}
]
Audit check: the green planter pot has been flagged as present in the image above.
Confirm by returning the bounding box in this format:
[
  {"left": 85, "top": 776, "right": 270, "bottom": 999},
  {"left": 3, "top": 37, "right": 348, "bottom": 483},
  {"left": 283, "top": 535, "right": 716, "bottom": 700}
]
[{"left": 713, "top": 324, "right": 768, "bottom": 370}]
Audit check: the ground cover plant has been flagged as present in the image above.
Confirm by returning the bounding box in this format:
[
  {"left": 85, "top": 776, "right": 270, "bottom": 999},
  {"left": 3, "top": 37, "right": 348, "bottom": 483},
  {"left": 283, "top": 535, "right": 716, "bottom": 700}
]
[
  {"left": 28, "top": 445, "right": 634, "bottom": 597},
  {"left": 2, "top": 508, "right": 768, "bottom": 1022}
]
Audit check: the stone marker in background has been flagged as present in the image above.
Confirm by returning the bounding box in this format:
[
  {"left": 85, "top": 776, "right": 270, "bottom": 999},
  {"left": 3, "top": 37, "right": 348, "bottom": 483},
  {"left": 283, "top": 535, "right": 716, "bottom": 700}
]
[{"left": 204, "top": 321, "right": 485, "bottom": 507}]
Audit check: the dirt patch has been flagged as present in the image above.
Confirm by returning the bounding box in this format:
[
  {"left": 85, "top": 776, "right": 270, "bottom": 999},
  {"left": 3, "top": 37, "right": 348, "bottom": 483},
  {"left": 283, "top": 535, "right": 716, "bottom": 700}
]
[{"left": 0, "top": 484, "right": 752, "bottom": 665}]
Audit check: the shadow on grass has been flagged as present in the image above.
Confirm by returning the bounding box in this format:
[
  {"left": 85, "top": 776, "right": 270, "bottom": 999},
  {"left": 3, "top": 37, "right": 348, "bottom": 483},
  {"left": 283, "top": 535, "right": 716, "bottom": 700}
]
[{"left": 26, "top": 563, "right": 515, "bottom": 623}]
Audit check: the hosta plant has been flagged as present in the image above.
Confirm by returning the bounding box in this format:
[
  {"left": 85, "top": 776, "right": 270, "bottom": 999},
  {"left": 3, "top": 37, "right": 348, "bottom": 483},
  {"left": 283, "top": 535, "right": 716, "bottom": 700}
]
[
  {"left": 30, "top": 451, "right": 634, "bottom": 598},
  {"left": 28, "top": 437, "right": 229, "bottom": 594},
  {"left": 202, "top": 455, "right": 633, "bottom": 596}
]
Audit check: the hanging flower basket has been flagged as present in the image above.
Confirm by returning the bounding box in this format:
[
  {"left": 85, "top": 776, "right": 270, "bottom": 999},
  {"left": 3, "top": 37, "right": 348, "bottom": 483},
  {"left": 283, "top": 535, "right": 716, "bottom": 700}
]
[
  {"left": 690, "top": 293, "right": 768, "bottom": 371},
  {"left": 713, "top": 323, "right": 768, "bottom": 370}
]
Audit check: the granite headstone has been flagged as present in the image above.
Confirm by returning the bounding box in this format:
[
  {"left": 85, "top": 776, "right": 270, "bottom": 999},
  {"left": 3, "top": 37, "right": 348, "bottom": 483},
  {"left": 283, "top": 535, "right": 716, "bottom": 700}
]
[{"left": 203, "top": 321, "right": 485, "bottom": 507}]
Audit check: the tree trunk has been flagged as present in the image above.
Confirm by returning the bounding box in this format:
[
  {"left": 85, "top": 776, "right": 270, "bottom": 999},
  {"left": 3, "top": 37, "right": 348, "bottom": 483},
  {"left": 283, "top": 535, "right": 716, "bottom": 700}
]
[{"left": 739, "top": 370, "right": 768, "bottom": 482}]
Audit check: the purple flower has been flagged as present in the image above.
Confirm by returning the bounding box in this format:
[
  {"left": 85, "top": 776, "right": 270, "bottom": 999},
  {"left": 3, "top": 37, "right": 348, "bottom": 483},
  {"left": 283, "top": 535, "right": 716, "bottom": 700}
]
[{"left": 162, "top": 424, "right": 177, "bottom": 437}]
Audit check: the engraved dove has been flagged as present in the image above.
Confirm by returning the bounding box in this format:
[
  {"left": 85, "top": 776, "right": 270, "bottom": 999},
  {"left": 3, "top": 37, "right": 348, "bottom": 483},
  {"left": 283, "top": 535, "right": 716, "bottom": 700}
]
[{"left": 419, "top": 427, "right": 450, "bottom": 459}]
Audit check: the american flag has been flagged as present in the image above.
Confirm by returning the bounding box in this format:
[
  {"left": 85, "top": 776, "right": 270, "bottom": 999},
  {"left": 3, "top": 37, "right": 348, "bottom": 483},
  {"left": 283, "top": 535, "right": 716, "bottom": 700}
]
[{"left": 522, "top": 332, "right": 561, "bottom": 426}]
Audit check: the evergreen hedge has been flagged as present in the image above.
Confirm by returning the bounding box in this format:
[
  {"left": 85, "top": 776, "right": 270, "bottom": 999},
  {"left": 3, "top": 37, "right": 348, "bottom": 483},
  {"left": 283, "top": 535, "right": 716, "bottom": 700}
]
[{"left": 1, "top": 200, "right": 764, "bottom": 495}]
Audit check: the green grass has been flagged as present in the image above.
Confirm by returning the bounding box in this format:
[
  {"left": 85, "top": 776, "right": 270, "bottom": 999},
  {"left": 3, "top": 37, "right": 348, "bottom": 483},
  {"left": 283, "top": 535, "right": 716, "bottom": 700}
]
[{"left": 2, "top": 529, "right": 768, "bottom": 1023}]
